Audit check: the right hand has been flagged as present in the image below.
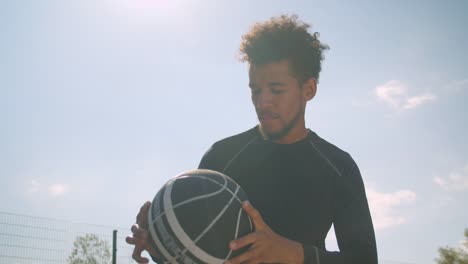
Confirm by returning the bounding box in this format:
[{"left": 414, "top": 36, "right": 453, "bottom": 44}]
[{"left": 126, "top": 201, "right": 161, "bottom": 263}]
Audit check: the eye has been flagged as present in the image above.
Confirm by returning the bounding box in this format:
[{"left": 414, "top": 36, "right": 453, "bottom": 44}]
[{"left": 272, "top": 88, "right": 284, "bottom": 95}]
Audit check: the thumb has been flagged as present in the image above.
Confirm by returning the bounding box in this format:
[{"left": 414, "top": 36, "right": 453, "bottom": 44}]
[{"left": 242, "top": 201, "right": 269, "bottom": 231}]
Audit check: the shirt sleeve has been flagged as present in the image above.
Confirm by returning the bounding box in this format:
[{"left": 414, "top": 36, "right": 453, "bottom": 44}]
[
  {"left": 303, "top": 155, "right": 378, "bottom": 264},
  {"left": 198, "top": 145, "right": 215, "bottom": 169}
]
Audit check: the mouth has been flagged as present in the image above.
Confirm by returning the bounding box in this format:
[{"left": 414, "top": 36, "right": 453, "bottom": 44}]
[{"left": 258, "top": 112, "right": 279, "bottom": 121}]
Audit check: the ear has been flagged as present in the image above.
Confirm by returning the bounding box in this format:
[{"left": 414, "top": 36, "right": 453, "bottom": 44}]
[{"left": 302, "top": 78, "right": 317, "bottom": 101}]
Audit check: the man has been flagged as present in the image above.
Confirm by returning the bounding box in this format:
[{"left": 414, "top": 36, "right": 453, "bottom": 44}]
[{"left": 127, "top": 15, "right": 378, "bottom": 264}]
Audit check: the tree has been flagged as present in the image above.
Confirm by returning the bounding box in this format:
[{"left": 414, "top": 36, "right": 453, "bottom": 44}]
[
  {"left": 68, "top": 233, "right": 111, "bottom": 264},
  {"left": 436, "top": 229, "right": 468, "bottom": 264}
]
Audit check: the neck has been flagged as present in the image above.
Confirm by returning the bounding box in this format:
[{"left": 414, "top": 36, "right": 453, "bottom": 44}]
[{"left": 259, "top": 123, "right": 308, "bottom": 144}]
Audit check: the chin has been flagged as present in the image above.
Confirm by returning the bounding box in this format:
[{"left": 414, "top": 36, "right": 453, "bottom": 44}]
[{"left": 260, "top": 126, "right": 285, "bottom": 140}]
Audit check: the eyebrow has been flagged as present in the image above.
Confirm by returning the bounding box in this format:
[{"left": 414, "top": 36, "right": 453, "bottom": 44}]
[
  {"left": 249, "top": 81, "right": 285, "bottom": 88},
  {"left": 268, "top": 81, "right": 285, "bottom": 87}
]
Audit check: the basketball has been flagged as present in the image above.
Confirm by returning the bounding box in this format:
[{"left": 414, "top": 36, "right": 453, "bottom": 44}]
[{"left": 147, "top": 169, "right": 253, "bottom": 264}]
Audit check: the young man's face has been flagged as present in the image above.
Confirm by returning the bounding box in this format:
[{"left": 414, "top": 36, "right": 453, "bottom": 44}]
[{"left": 249, "top": 59, "right": 315, "bottom": 143}]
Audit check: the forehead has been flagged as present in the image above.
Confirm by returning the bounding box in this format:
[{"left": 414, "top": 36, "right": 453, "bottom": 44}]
[{"left": 248, "top": 59, "right": 297, "bottom": 82}]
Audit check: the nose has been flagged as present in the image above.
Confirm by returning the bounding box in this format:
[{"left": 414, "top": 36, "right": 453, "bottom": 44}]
[{"left": 254, "top": 90, "right": 273, "bottom": 110}]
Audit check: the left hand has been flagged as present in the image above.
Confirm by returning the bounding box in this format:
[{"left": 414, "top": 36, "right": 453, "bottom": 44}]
[
  {"left": 225, "top": 201, "right": 304, "bottom": 264},
  {"left": 125, "top": 201, "right": 161, "bottom": 263}
]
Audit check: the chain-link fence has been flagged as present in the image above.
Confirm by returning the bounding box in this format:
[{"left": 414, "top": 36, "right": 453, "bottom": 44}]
[
  {"left": 0, "top": 211, "right": 417, "bottom": 264},
  {"left": 0, "top": 211, "right": 141, "bottom": 264}
]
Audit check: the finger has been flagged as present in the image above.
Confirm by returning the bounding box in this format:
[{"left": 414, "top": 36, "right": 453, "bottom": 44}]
[
  {"left": 126, "top": 235, "right": 137, "bottom": 245},
  {"left": 131, "top": 224, "right": 140, "bottom": 234},
  {"left": 136, "top": 202, "right": 151, "bottom": 222},
  {"left": 242, "top": 260, "right": 261, "bottom": 264},
  {"left": 242, "top": 201, "right": 267, "bottom": 230},
  {"left": 229, "top": 232, "right": 258, "bottom": 251},
  {"left": 132, "top": 247, "right": 149, "bottom": 264},
  {"left": 126, "top": 233, "right": 147, "bottom": 247},
  {"left": 129, "top": 234, "right": 147, "bottom": 264},
  {"left": 131, "top": 226, "right": 150, "bottom": 242},
  {"left": 137, "top": 201, "right": 151, "bottom": 227},
  {"left": 225, "top": 248, "right": 257, "bottom": 264}
]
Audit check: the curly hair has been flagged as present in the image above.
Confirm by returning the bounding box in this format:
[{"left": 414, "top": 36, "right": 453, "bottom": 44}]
[{"left": 239, "top": 14, "right": 329, "bottom": 83}]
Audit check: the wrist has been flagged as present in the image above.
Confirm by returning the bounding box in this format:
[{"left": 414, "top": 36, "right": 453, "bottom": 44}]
[{"left": 289, "top": 240, "right": 304, "bottom": 264}]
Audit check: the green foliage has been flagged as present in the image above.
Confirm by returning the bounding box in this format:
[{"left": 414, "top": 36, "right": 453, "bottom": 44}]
[
  {"left": 436, "top": 229, "right": 468, "bottom": 264},
  {"left": 68, "top": 234, "right": 111, "bottom": 264}
]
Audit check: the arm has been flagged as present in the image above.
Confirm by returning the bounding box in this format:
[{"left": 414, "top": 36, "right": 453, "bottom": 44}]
[
  {"left": 334, "top": 156, "right": 377, "bottom": 263},
  {"left": 227, "top": 191, "right": 377, "bottom": 264},
  {"left": 226, "top": 155, "right": 377, "bottom": 264},
  {"left": 303, "top": 156, "right": 377, "bottom": 264}
]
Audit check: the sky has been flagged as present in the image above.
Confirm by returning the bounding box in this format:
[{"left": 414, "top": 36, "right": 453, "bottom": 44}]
[{"left": 1, "top": 0, "right": 467, "bottom": 263}]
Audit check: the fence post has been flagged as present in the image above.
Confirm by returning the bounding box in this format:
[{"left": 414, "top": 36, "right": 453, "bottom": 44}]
[{"left": 112, "top": 229, "right": 117, "bottom": 264}]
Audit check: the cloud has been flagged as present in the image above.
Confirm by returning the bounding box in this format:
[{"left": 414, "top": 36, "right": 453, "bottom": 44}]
[
  {"left": 434, "top": 165, "right": 468, "bottom": 191},
  {"left": 375, "top": 80, "right": 406, "bottom": 108},
  {"left": 27, "top": 180, "right": 70, "bottom": 197},
  {"left": 366, "top": 187, "right": 416, "bottom": 230},
  {"left": 375, "top": 80, "right": 436, "bottom": 110},
  {"left": 402, "top": 94, "right": 436, "bottom": 109},
  {"left": 48, "top": 184, "right": 69, "bottom": 197}
]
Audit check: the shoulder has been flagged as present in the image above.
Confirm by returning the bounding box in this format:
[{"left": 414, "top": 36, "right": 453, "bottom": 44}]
[
  {"left": 198, "top": 127, "right": 260, "bottom": 170},
  {"left": 211, "top": 127, "right": 259, "bottom": 151},
  {"left": 307, "top": 131, "right": 367, "bottom": 201},
  {"left": 306, "top": 130, "right": 356, "bottom": 177}
]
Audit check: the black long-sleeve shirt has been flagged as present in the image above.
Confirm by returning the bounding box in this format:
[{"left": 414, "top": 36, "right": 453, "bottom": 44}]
[{"left": 198, "top": 126, "right": 378, "bottom": 264}]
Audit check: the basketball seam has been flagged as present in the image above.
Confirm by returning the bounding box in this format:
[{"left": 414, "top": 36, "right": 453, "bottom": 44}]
[
  {"left": 147, "top": 191, "right": 178, "bottom": 263},
  {"left": 193, "top": 185, "right": 241, "bottom": 243},
  {"left": 151, "top": 175, "right": 229, "bottom": 225},
  {"left": 163, "top": 176, "right": 233, "bottom": 263},
  {"left": 223, "top": 206, "right": 245, "bottom": 262},
  {"left": 186, "top": 169, "right": 247, "bottom": 204},
  {"left": 189, "top": 175, "right": 244, "bottom": 204},
  {"left": 177, "top": 185, "right": 241, "bottom": 263}
]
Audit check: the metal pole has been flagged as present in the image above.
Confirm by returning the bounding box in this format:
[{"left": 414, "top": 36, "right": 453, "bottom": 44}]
[{"left": 112, "top": 229, "right": 117, "bottom": 264}]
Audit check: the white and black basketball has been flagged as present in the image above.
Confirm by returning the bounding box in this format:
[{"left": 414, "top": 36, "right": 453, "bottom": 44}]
[{"left": 147, "top": 169, "right": 253, "bottom": 264}]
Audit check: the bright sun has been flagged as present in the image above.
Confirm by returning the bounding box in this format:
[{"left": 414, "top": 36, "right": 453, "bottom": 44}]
[
  {"left": 100, "top": 0, "right": 192, "bottom": 30},
  {"left": 107, "top": 0, "right": 185, "bottom": 16}
]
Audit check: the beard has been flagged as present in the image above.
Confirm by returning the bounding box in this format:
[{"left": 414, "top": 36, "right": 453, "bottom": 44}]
[{"left": 260, "top": 108, "right": 304, "bottom": 141}]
